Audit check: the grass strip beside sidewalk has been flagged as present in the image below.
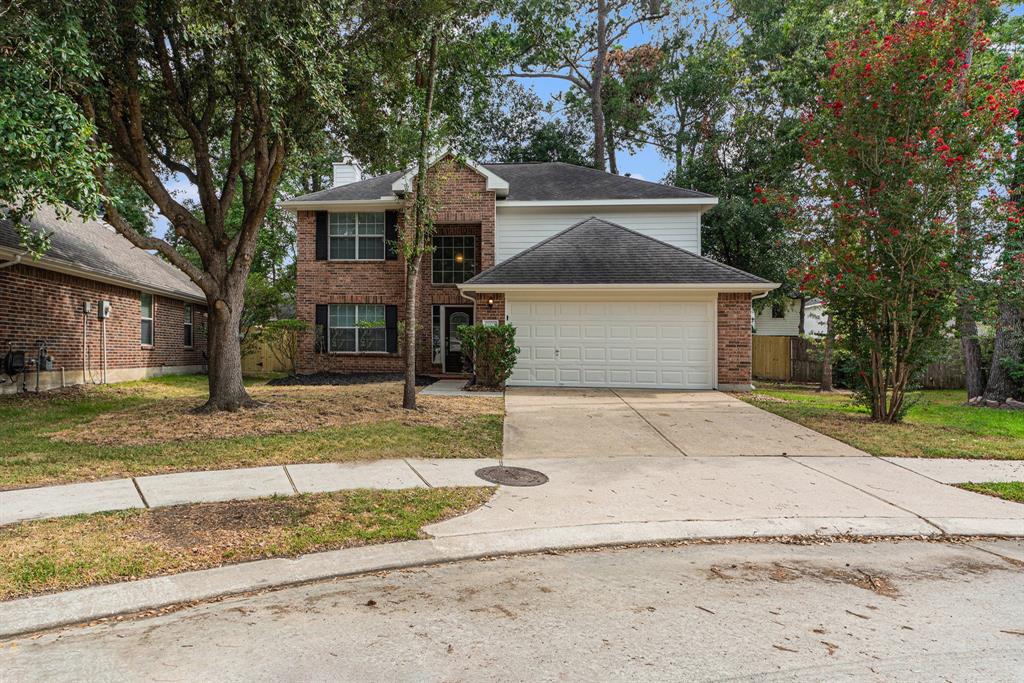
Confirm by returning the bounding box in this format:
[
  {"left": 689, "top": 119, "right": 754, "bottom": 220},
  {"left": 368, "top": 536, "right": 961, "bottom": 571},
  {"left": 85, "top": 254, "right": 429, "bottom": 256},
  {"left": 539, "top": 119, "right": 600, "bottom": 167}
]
[
  {"left": 956, "top": 482, "right": 1024, "bottom": 503},
  {"left": 0, "top": 487, "right": 492, "bottom": 600},
  {"left": 737, "top": 387, "right": 1024, "bottom": 460}
]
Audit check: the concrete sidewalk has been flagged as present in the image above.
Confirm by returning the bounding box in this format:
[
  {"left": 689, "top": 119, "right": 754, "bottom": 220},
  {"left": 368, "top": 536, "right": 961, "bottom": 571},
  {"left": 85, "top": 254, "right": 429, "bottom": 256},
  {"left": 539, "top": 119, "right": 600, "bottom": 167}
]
[
  {"left": 0, "top": 459, "right": 498, "bottom": 526},
  {"left": 2, "top": 453, "right": 1023, "bottom": 638}
]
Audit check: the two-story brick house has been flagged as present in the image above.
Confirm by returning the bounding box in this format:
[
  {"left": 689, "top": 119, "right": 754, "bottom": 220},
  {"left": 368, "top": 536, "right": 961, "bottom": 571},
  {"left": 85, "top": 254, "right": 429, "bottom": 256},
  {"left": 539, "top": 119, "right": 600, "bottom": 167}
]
[{"left": 283, "top": 154, "right": 777, "bottom": 390}]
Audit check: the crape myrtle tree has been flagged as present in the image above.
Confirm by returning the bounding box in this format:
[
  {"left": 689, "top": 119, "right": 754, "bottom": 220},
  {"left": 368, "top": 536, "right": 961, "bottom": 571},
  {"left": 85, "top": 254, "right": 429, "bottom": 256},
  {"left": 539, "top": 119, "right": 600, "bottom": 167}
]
[
  {"left": 11, "top": 0, "right": 419, "bottom": 411},
  {"left": 779, "top": 0, "right": 1022, "bottom": 422}
]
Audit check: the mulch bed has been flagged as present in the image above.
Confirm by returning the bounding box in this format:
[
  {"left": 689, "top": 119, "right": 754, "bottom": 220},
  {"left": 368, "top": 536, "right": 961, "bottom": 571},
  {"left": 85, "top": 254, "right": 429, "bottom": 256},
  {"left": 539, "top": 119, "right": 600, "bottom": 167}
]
[{"left": 268, "top": 372, "right": 437, "bottom": 387}]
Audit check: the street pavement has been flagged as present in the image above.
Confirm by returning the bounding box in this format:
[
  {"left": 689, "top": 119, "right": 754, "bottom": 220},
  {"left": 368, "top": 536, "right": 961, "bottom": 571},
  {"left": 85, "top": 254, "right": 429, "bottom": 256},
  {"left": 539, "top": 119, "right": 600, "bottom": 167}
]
[{"left": 2, "top": 540, "right": 1022, "bottom": 682}]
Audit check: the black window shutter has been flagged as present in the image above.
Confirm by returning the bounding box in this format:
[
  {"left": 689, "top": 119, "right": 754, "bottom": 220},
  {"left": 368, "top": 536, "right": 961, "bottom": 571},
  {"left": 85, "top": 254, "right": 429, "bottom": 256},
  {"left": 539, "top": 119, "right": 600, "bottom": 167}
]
[
  {"left": 315, "top": 304, "right": 328, "bottom": 353},
  {"left": 385, "top": 305, "right": 398, "bottom": 353},
  {"left": 315, "top": 211, "right": 328, "bottom": 260},
  {"left": 384, "top": 210, "right": 398, "bottom": 260}
]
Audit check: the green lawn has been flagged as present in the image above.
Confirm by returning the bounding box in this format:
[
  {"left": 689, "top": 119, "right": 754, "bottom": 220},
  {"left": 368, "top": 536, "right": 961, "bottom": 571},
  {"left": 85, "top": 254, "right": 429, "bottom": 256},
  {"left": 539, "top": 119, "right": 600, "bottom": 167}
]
[
  {"left": 0, "top": 487, "right": 492, "bottom": 599},
  {"left": 0, "top": 375, "right": 503, "bottom": 489},
  {"left": 956, "top": 482, "right": 1024, "bottom": 503},
  {"left": 738, "top": 387, "right": 1024, "bottom": 460}
]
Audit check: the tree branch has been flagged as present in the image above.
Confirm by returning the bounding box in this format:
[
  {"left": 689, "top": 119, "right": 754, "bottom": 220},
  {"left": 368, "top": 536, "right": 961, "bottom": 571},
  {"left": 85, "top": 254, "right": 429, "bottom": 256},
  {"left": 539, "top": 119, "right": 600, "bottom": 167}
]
[{"left": 501, "top": 71, "right": 587, "bottom": 89}]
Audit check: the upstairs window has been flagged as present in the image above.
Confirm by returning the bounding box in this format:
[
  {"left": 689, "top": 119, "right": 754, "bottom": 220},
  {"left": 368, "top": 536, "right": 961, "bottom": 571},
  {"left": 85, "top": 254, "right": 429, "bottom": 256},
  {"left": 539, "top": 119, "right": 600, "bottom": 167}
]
[
  {"left": 141, "top": 293, "right": 154, "bottom": 345},
  {"left": 329, "top": 212, "right": 385, "bottom": 260},
  {"left": 183, "top": 303, "right": 194, "bottom": 347},
  {"left": 432, "top": 235, "right": 476, "bottom": 284},
  {"left": 328, "top": 304, "right": 386, "bottom": 353}
]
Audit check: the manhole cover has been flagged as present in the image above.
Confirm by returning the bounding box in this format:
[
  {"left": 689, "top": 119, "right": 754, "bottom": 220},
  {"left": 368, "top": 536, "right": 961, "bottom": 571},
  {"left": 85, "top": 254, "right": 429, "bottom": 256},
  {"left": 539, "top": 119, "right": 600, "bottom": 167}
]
[{"left": 475, "top": 466, "right": 549, "bottom": 487}]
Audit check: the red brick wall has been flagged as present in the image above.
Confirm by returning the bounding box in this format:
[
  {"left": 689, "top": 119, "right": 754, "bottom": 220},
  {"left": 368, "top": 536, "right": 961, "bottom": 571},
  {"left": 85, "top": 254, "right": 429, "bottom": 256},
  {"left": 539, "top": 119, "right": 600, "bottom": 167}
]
[
  {"left": 0, "top": 264, "right": 207, "bottom": 373},
  {"left": 472, "top": 293, "right": 505, "bottom": 324},
  {"left": 717, "top": 292, "right": 752, "bottom": 386},
  {"left": 295, "top": 155, "right": 496, "bottom": 375}
]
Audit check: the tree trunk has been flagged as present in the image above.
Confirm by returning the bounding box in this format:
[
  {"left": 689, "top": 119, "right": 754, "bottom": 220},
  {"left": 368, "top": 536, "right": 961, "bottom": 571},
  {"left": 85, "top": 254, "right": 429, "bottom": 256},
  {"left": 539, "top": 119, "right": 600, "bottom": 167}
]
[
  {"left": 818, "top": 316, "right": 834, "bottom": 392},
  {"left": 402, "top": 26, "right": 440, "bottom": 410},
  {"left": 591, "top": 0, "right": 608, "bottom": 171},
  {"left": 984, "top": 301, "right": 1023, "bottom": 402},
  {"left": 606, "top": 127, "right": 618, "bottom": 174},
  {"left": 957, "top": 293, "right": 985, "bottom": 398},
  {"left": 403, "top": 254, "right": 422, "bottom": 410},
  {"left": 203, "top": 290, "right": 253, "bottom": 412}
]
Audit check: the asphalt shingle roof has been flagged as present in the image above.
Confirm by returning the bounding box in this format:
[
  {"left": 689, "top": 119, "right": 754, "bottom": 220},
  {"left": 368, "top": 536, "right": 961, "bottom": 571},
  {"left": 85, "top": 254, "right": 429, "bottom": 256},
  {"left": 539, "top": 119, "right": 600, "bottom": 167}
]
[
  {"left": 286, "top": 162, "right": 712, "bottom": 203},
  {"left": 483, "top": 162, "right": 712, "bottom": 200},
  {"left": 0, "top": 204, "right": 204, "bottom": 301},
  {"left": 462, "top": 217, "right": 772, "bottom": 287}
]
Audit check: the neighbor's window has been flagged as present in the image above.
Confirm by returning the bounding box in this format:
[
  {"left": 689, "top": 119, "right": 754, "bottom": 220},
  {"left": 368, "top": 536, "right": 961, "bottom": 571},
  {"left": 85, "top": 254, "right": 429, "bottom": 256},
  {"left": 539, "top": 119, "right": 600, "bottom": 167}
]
[
  {"left": 141, "top": 293, "right": 154, "bottom": 345},
  {"left": 183, "top": 303, "right": 194, "bottom": 347},
  {"left": 771, "top": 302, "right": 785, "bottom": 319},
  {"left": 328, "top": 304, "right": 385, "bottom": 353},
  {"left": 328, "top": 212, "right": 385, "bottom": 260},
  {"left": 432, "top": 235, "right": 476, "bottom": 284}
]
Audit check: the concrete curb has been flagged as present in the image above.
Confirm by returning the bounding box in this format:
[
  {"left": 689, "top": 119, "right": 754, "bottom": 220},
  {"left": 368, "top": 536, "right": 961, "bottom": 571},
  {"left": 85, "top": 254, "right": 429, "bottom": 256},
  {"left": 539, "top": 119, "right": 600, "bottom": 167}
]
[{"left": 0, "top": 515, "right": 970, "bottom": 640}]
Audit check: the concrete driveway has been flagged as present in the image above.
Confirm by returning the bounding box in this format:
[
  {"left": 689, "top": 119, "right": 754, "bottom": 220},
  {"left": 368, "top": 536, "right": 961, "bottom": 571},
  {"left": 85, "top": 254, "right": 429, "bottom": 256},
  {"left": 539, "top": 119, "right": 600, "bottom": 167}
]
[{"left": 503, "top": 387, "right": 865, "bottom": 458}]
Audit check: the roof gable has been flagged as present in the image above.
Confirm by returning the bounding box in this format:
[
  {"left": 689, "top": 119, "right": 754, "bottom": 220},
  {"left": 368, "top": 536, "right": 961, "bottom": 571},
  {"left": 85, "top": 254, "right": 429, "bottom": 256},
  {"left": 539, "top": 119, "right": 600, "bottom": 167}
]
[
  {"left": 391, "top": 151, "right": 509, "bottom": 197},
  {"left": 461, "top": 217, "right": 773, "bottom": 289}
]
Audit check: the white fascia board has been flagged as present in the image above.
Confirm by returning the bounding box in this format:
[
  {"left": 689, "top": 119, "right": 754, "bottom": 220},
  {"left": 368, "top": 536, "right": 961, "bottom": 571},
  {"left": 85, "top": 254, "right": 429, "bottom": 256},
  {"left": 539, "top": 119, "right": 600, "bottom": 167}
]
[
  {"left": 0, "top": 246, "right": 207, "bottom": 304},
  {"left": 497, "top": 198, "right": 718, "bottom": 208},
  {"left": 279, "top": 198, "right": 403, "bottom": 211},
  {"left": 458, "top": 282, "right": 780, "bottom": 293},
  {"left": 390, "top": 149, "right": 510, "bottom": 197}
]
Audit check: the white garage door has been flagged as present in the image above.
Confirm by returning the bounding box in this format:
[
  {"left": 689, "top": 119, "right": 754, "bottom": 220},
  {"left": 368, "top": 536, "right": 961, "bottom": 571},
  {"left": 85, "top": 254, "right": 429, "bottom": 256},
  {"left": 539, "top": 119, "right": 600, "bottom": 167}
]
[{"left": 506, "top": 297, "right": 715, "bottom": 389}]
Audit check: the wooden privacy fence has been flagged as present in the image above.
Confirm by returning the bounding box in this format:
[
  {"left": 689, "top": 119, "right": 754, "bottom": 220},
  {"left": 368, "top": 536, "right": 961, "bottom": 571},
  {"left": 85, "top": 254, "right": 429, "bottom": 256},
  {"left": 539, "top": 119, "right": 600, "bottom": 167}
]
[
  {"left": 752, "top": 336, "right": 792, "bottom": 381},
  {"left": 241, "top": 330, "right": 297, "bottom": 376},
  {"left": 753, "top": 335, "right": 965, "bottom": 388}
]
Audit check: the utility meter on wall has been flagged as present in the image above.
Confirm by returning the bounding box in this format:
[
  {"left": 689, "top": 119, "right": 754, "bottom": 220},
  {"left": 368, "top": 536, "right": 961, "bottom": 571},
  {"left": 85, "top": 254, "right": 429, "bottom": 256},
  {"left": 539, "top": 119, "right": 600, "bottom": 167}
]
[{"left": 98, "top": 301, "right": 111, "bottom": 319}]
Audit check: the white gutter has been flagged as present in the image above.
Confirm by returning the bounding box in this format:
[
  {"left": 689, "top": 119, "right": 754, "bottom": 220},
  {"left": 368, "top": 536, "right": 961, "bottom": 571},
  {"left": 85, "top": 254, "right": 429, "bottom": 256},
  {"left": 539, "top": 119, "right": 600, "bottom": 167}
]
[
  {"left": 279, "top": 198, "right": 403, "bottom": 211},
  {"left": 458, "top": 282, "right": 780, "bottom": 294},
  {"left": 0, "top": 246, "right": 206, "bottom": 304},
  {"left": 0, "top": 251, "right": 27, "bottom": 270},
  {"left": 497, "top": 198, "right": 718, "bottom": 208}
]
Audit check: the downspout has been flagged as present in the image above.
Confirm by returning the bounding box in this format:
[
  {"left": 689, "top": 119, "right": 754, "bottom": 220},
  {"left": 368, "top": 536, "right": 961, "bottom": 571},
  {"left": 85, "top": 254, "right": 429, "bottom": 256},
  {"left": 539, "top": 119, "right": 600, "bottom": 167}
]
[{"left": 0, "top": 252, "right": 26, "bottom": 270}]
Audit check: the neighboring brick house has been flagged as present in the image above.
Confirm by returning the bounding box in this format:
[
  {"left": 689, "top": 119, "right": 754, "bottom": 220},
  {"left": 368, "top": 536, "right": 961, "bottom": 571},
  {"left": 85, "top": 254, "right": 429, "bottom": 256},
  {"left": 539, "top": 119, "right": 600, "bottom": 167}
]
[
  {"left": 283, "top": 153, "right": 778, "bottom": 390},
  {"left": 1, "top": 205, "right": 207, "bottom": 394}
]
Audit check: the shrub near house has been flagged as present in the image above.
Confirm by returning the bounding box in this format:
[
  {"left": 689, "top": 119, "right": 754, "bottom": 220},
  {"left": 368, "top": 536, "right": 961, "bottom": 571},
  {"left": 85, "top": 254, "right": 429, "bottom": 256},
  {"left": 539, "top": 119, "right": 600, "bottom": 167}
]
[{"left": 458, "top": 323, "right": 519, "bottom": 388}]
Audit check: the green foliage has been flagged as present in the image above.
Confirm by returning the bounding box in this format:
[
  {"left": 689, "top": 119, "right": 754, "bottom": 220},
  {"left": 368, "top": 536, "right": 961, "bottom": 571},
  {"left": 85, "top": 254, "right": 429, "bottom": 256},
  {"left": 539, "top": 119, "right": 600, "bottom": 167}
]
[
  {"left": 782, "top": 0, "right": 1021, "bottom": 422},
  {"left": 244, "top": 319, "right": 307, "bottom": 373},
  {"left": 0, "top": 1, "right": 107, "bottom": 254},
  {"left": 457, "top": 323, "right": 519, "bottom": 388}
]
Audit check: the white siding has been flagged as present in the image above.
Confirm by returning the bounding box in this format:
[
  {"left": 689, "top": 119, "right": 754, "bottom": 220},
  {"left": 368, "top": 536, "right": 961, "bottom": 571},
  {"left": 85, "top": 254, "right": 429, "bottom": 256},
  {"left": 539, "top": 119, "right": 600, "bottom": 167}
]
[
  {"left": 804, "top": 304, "right": 828, "bottom": 337},
  {"left": 753, "top": 299, "right": 802, "bottom": 336},
  {"left": 495, "top": 205, "right": 702, "bottom": 262}
]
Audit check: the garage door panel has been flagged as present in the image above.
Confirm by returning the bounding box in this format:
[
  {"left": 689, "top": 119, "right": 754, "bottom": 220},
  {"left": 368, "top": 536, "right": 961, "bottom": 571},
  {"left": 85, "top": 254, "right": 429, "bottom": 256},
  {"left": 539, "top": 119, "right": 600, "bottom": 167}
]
[
  {"left": 507, "top": 297, "right": 715, "bottom": 389},
  {"left": 559, "top": 346, "right": 581, "bottom": 361},
  {"left": 635, "top": 348, "right": 658, "bottom": 362}
]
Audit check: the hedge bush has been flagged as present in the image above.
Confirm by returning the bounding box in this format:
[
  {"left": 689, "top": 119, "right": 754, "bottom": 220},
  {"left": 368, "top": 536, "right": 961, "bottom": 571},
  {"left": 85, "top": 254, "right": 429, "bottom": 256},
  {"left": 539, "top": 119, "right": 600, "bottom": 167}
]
[{"left": 457, "top": 323, "right": 519, "bottom": 388}]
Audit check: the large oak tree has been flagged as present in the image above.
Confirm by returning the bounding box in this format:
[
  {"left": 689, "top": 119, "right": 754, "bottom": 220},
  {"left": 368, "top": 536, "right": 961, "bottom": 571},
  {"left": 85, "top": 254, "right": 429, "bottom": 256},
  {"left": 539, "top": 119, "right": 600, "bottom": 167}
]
[{"left": 8, "top": 0, "right": 417, "bottom": 411}]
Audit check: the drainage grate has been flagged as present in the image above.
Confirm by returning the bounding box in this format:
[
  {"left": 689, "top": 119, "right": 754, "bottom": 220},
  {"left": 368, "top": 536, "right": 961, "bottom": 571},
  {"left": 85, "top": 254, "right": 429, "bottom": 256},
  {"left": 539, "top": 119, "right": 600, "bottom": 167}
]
[{"left": 475, "top": 466, "right": 549, "bottom": 487}]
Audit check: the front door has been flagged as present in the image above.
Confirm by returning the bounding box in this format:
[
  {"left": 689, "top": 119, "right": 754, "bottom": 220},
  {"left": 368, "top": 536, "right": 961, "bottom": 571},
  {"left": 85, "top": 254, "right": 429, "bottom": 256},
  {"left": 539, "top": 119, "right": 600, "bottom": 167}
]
[{"left": 444, "top": 307, "right": 473, "bottom": 373}]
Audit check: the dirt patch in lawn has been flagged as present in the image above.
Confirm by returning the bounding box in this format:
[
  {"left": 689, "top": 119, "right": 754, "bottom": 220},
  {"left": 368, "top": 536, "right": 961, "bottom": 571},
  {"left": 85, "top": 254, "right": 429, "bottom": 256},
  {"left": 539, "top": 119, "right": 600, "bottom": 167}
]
[
  {"left": 51, "top": 382, "right": 503, "bottom": 447},
  {"left": 0, "top": 487, "right": 494, "bottom": 600}
]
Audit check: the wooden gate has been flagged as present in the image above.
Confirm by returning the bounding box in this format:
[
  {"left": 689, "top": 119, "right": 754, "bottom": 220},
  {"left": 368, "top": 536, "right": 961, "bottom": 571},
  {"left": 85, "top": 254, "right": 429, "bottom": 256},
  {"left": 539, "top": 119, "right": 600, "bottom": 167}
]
[{"left": 752, "top": 335, "right": 792, "bottom": 381}]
